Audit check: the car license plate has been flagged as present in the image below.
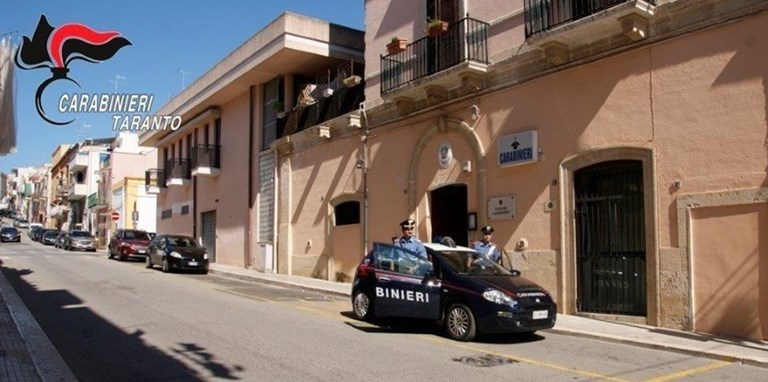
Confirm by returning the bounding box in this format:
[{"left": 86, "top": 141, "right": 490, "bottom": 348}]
[
  {"left": 188, "top": 261, "right": 198, "bottom": 266},
  {"left": 532, "top": 310, "right": 548, "bottom": 320},
  {"left": 137, "top": 250, "right": 146, "bottom": 254}
]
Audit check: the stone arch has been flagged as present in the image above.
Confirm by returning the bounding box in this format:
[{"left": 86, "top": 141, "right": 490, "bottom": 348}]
[
  {"left": 407, "top": 116, "right": 486, "bottom": 228},
  {"left": 560, "top": 146, "right": 659, "bottom": 325}
]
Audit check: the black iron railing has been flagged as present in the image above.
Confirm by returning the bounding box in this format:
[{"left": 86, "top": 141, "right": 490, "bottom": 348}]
[
  {"left": 165, "top": 159, "right": 191, "bottom": 180},
  {"left": 525, "top": 0, "right": 656, "bottom": 38},
  {"left": 277, "top": 83, "right": 365, "bottom": 139},
  {"left": 145, "top": 169, "right": 166, "bottom": 188},
  {"left": 380, "top": 16, "right": 489, "bottom": 95},
  {"left": 191, "top": 144, "right": 221, "bottom": 169}
]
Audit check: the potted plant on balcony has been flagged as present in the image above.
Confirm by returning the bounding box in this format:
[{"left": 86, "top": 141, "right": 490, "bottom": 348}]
[
  {"left": 425, "top": 17, "right": 449, "bottom": 37},
  {"left": 386, "top": 36, "right": 408, "bottom": 55},
  {"left": 272, "top": 101, "right": 286, "bottom": 118}
]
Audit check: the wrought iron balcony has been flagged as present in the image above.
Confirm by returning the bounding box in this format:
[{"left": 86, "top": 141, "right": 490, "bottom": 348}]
[
  {"left": 380, "top": 16, "right": 489, "bottom": 95},
  {"left": 524, "top": 0, "right": 656, "bottom": 38},
  {"left": 191, "top": 144, "right": 221, "bottom": 177},
  {"left": 164, "top": 159, "right": 191, "bottom": 187},
  {"left": 145, "top": 169, "right": 166, "bottom": 194}
]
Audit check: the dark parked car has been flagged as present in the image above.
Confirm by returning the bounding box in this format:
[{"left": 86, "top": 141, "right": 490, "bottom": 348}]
[
  {"left": 0, "top": 226, "right": 21, "bottom": 242},
  {"left": 351, "top": 242, "right": 557, "bottom": 342},
  {"left": 28, "top": 225, "right": 43, "bottom": 240},
  {"left": 109, "top": 229, "right": 152, "bottom": 260},
  {"left": 41, "top": 230, "right": 60, "bottom": 245},
  {"left": 64, "top": 230, "right": 96, "bottom": 252},
  {"left": 146, "top": 234, "right": 209, "bottom": 274}
]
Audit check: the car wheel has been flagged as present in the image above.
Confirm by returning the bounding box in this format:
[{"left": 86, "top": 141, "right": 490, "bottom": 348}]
[
  {"left": 145, "top": 255, "right": 153, "bottom": 269},
  {"left": 108, "top": 250, "right": 114, "bottom": 259},
  {"left": 352, "top": 290, "right": 374, "bottom": 321},
  {"left": 445, "top": 303, "right": 477, "bottom": 342},
  {"left": 118, "top": 249, "right": 127, "bottom": 261},
  {"left": 161, "top": 258, "right": 170, "bottom": 273}
]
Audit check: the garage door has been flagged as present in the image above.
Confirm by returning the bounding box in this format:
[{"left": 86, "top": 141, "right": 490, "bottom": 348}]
[
  {"left": 692, "top": 203, "right": 768, "bottom": 340},
  {"left": 201, "top": 210, "right": 216, "bottom": 262}
]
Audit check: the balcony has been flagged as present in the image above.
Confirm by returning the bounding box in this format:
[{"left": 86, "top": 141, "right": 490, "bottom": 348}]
[
  {"left": 87, "top": 192, "right": 108, "bottom": 209},
  {"left": 69, "top": 152, "right": 89, "bottom": 171},
  {"left": 191, "top": 145, "right": 221, "bottom": 177},
  {"left": 380, "top": 17, "right": 489, "bottom": 99},
  {"left": 165, "top": 159, "right": 190, "bottom": 187},
  {"left": 277, "top": 83, "right": 364, "bottom": 140},
  {"left": 145, "top": 169, "right": 166, "bottom": 194},
  {"left": 524, "top": 0, "right": 656, "bottom": 59},
  {"left": 67, "top": 182, "right": 87, "bottom": 201}
]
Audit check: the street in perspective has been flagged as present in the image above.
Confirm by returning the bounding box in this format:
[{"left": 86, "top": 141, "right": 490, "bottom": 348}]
[{"left": 1, "top": 233, "right": 767, "bottom": 381}]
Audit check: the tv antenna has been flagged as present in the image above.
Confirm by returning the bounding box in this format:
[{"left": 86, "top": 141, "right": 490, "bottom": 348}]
[
  {"left": 178, "top": 68, "right": 194, "bottom": 90},
  {"left": 109, "top": 75, "right": 126, "bottom": 93}
]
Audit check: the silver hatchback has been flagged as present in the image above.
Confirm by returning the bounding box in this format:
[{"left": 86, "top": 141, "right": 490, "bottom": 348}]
[{"left": 65, "top": 230, "right": 97, "bottom": 252}]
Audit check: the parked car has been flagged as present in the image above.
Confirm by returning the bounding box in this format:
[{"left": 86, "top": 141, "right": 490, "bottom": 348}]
[
  {"left": 64, "top": 230, "right": 96, "bottom": 252},
  {"left": 28, "top": 226, "right": 40, "bottom": 240},
  {"left": 351, "top": 241, "right": 557, "bottom": 342},
  {"left": 0, "top": 226, "right": 21, "bottom": 242},
  {"left": 14, "top": 219, "right": 29, "bottom": 229},
  {"left": 35, "top": 228, "right": 52, "bottom": 242},
  {"left": 108, "top": 229, "right": 152, "bottom": 260},
  {"left": 41, "top": 230, "right": 60, "bottom": 245},
  {"left": 54, "top": 231, "right": 68, "bottom": 249},
  {"left": 146, "top": 234, "right": 209, "bottom": 274}
]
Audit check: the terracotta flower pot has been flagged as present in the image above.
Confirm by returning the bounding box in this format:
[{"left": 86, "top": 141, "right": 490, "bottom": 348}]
[
  {"left": 426, "top": 20, "right": 449, "bottom": 37},
  {"left": 386, "top": 38, "right": 408, "bottom": 55}
]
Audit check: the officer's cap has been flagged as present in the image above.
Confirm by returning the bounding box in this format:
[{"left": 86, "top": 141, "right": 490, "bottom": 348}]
[
  {"left": 400, "top": 219, "right": 416, "bottom": 229},
  {"left": 480, "top": 225, "right": 494, "bottom": 234}
]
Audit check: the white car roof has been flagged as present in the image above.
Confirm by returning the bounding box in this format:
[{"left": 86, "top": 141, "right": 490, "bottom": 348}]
[{"left": 424, "top": 242, "right": 476, "bottom": 252}]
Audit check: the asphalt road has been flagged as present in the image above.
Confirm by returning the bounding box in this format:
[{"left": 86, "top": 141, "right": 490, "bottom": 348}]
[{"left": 1, "top": 238, "right": 766, "bottom": 381}]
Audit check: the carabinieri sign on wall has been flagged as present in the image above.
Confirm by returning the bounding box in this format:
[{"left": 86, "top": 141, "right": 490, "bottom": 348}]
[{"left": 498, "top": 130, "right": 538, "bottom": 167}]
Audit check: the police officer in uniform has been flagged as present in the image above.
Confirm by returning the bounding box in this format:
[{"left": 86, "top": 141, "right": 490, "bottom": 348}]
[
  {"left": 473, "top": 225, "right": 501, "bottom": 264},
  {"left": 394, "top": 218, "right": 427, "bottom": 259}
]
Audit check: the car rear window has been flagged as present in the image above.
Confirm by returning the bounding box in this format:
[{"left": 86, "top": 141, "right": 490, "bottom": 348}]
[
  {"left": 70, "top": 231, "right": 93, "bottom": 237},
  {"left": 123, "top": 231, "right": 150, "bottom": 240}
]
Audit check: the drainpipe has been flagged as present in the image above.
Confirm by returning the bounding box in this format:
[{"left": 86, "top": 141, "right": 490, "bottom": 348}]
[{"left": 359, "top": 102, "right": 370, "bottom": 255}]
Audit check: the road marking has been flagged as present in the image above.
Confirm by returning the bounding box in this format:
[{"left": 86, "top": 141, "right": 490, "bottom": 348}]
[
  {"left": 217, "top": 288, "right": 273, "bottom": 303},
  {"left": 643, "top": 360, "right": 731, "bottom": 382},
  {"left": 425, "top": 337, "right": 632, "bottom": 382}
]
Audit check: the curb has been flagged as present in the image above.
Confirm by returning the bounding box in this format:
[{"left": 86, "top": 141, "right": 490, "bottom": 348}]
[
  {"left": 544, "top": 328, "right": 768, "bottom": 369},
  {"left": 208, "top": 268, "right": 351, "bottom": 298}
]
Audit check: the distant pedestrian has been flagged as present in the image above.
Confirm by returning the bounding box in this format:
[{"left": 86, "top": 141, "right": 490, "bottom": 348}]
[
  {"left": 472, "top": 225, "right": 501, "bottom": 263},
  {"left": 393, "top": 218, "right": 427, "bottom": 259}
]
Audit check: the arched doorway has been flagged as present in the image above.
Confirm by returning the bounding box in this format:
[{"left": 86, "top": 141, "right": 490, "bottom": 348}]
[
  {"left": 574, "top": 160, "right": 646, "bottom": 316},
  {"left": 430, "top": 184, "right": 468, "bottom": 246}
]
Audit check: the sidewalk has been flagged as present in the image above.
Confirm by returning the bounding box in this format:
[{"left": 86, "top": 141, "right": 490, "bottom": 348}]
[{"left": 209, "top": 263, "right": 768, "bottom": 368}]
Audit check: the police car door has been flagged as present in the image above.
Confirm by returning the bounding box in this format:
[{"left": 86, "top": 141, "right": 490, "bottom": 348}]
[{"left": 372, "top": 243, "right": 440, "bottom": 319}]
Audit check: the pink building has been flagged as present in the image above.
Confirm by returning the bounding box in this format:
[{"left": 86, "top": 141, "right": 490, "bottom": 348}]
[{"left": 143, "top": 1, "right": 768, "bottom": 341}]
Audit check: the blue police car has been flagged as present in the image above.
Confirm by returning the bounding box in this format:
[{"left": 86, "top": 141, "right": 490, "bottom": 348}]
[{"left": 351, "top": 241, "right": 557, "bottom": 341}]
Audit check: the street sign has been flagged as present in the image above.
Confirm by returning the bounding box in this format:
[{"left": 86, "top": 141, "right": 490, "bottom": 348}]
[{"left": 110, "top": 211, "right": 120, "bottom": 221}]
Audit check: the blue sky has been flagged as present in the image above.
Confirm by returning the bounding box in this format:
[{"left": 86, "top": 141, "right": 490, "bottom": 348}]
[{"left": 1, "top": 1, "right": 364, "bottom": 173}]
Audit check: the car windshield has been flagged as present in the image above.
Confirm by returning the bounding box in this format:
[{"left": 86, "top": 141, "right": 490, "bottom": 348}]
[
  {"left": 123, "top": 231, "right": 150, "bottom": 240},
  {"left": 70, "top": 231, "right": 92, "bottom": 238},
  {"left": 1, "top": 227, "right": 17, "bottom": 233},
  {"left": 167, "top": 236, "right": 200, "bottom": 248},
  {"left": 437, "top": 250, "right": 512, "bottom": 276},
  {"left": 44, "top": 231, "right": 59, "bottom": 237}
]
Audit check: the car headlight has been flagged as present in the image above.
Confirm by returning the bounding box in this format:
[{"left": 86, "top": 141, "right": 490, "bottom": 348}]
[
  {"left": 170, "top": 251, "right": 182, "bottom": 259},
  {"left": 482, "top": 289, "right": 517, "bottom": 307},
  {"left": 203, "top": 253, "right": 209, "bottom": 260}
]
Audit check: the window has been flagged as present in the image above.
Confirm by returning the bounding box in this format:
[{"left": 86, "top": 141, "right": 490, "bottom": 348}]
[
  {"left": 334, "top": 201, "right": 360, "bottom": 226},
  {"left": 262, "top": 76, "right": 283, "bottom": 150},
  {"left": 181, "top": 205, "right": 189, "bottom": 215},
  {"left": 374, "top": 244, "right": 433, "bottom": 277},
  {"left": 161, "top": 209, "right": 172, "bottom": 219}
]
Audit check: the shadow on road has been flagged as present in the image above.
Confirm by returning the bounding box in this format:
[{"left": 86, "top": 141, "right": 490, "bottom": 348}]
[{"left": 0, "top": 260, "right": 243, "bottom": 381}]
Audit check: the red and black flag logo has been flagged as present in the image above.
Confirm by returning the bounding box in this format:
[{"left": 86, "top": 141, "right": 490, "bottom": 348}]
[{"left": 15, "top": 15, "right": 131, "bottom": 125}]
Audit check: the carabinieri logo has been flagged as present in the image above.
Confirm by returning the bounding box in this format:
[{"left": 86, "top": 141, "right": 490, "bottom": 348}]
[{"left": 15, "top": 15, "right": 131, "bottom": 125}]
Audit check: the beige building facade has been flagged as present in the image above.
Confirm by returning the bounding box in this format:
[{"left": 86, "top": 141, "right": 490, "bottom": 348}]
[{"left": 143, "top": 1, "right": 768, "bottom": 341}]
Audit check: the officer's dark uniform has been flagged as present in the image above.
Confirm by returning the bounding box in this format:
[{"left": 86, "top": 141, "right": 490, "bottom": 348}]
[
  {"left": 394, "top": 218, "right": 427, "bottom": 259},
  {"left": 472, "top": 225, "right": 501, "bottom": 263}
]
